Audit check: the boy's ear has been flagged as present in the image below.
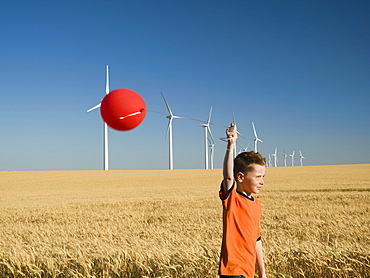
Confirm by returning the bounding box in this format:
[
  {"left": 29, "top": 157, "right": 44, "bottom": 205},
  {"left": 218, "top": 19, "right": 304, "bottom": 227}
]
[{"left": 236, "top": 172, "right": 245, "bottom": 183}]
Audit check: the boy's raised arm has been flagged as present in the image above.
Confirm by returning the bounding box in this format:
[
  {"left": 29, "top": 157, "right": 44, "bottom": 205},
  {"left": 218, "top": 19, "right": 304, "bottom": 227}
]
[{"left": 221, "top": 123, "right": 238, "bottom": 193}]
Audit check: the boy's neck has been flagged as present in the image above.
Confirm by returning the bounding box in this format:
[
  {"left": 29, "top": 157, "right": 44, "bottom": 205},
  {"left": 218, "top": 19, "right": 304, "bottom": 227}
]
[
  {"left": 236, "top": 190, "right": 254, "bottom": 200},
  {"left": 236, "top": 183, "right": 252, "bottom": 197}
]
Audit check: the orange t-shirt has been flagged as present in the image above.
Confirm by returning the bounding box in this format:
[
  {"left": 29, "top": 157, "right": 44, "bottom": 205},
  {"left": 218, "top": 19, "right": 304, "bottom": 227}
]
[{"left": 219, "top": 184, "right": 262, "bottom": 277}]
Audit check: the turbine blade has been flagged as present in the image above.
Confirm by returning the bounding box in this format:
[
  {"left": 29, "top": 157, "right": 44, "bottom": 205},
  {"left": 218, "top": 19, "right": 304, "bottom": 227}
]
[
  {"left": 105, "top": 65, "right": 109, "bottom": 95},
  {"left": 161, "top": 92, "right": 173, "bottom": 116},
  {"left": 207, "top": 126, "right": 215, "bottom": 143},
  {"left": 87, "top": 103, "right": 101, "bottom": 112},
  {"left": 181, "top": 115, "right": 205, "bottom": 122},
  {"left": 237, "top": 131, "right": 246, "bottom": 139},
  {"left": 207, "top": 107, "right": 213, "bottom": 124},
  {"left": 252, "top": 122, "right": 257, "bottom": 137}
]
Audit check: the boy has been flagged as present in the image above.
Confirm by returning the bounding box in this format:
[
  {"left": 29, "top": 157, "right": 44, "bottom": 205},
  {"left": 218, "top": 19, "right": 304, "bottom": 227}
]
[{"left": 219, "top": 123, "right": 267, "bottom": 278}]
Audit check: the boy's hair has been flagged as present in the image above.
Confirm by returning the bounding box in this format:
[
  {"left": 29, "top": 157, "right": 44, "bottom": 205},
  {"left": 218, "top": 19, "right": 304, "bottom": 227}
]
[{"left": 234, "top": 151, "right": 266, "bottom": 177}]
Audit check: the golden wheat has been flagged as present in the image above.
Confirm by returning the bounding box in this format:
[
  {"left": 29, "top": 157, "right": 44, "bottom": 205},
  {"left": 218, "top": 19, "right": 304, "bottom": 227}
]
[{"left": 1, "top": 165, "right": 369, "bottom": 277}]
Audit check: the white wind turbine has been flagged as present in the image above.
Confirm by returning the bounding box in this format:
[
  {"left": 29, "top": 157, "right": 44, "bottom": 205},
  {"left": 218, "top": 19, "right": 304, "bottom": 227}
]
[
  {"left": 252, "top": 122, "right": 263, "bottom": 153},
  {"left": 201, "top": 107, "right": 215, "bottom": 169},
  {"left": 231, "top": 114, "right": 246, "bottom": 157},
  {"left": 283, "top": 149, "right": 288, "bottom": 167},
  {"left": 299, "top": 150, "right": 305, "bottom": 166},
  {"left": 238, "top": 143, "right": 250, "bottom": 154},
  {"left": 87, "top": 65, "right": 110, "bottom": 170},
  {"left": 290, "top": 151, "right": 295, "bottom": 167},
  {"left": 268, "top": 154, "right": 272, "bottom": 167},
  {"left": 219, "top": 114, "right": 245, "bottom": 158},
  {"left": 161, "top": 92, "right": 185, "bottom": 170},
  {"left": 271, "top": 147, "right": 278, "bottom": 167}
]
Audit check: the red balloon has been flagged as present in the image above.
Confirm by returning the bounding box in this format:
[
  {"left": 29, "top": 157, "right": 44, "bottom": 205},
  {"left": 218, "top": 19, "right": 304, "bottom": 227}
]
[{"left": 100, "top": 88, "right": 146, "bottom": 131}]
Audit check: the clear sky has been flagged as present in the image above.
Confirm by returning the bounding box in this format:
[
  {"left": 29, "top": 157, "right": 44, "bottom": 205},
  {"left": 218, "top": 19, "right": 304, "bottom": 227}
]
[{"left": 1, "top": 0, "right": 369, "bottom": 171}]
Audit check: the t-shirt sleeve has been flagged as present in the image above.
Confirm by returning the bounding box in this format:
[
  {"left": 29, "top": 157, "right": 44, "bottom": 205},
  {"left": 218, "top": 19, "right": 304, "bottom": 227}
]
[{"left": 219, "top": 182, "right": 234, "bottom": 200}]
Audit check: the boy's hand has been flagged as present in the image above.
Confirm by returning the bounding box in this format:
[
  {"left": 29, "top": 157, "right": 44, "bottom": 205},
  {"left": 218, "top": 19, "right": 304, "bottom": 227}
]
[{"left": 226, "top": 123, "right": 238, "bottom": 145}]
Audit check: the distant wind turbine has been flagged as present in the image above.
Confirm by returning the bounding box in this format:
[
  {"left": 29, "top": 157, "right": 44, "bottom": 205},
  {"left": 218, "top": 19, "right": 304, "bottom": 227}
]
[
  {"left": 252, "top": 122, "right": 263, "bottom": 152},
  {"left": 231, "top": 114, "right": 246, "bottom": 157},
  {"left": 283, "top": 149, "right": 288, "bottom": 167},
  {"left": 87, "top": 65, "right": 110, "bottom": 170},
  {"left": 238, "top": 143, "right": 250, "bottom": 154},
  {"left": 299, "top": 150, "right": 305, "bottom": 166},
  {"left": 201, "top": 107, "right": 215, "bottom": 169},
  {"left": 220, "top": 114, "right": 245, "bottom": 158},
  {"left": 161, "top": 92, "right": 185, "bottom": 170},
  {"left": 268, "top": 154, "right": 272, "bottom": 167},
  {"left": 271, "top": 147, "right": 278, "bottom": 167},
  {"left": 290, "top": 151, "right": 295, "bottom": 167}
]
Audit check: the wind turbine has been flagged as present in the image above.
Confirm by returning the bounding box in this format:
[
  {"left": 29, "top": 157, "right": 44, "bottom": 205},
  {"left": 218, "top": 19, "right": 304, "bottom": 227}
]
[
  {"left": 283, "top": 149, "right": 288, "bottom": 167},
  {"left": 201, "top": 107, "right": 215, "bottom": 169},
  {"left": 290, "top": 151, "right": 295, "bottom": 167},
  {"left": 87, "top": 65, "right": 110, "bottom": 170},
  {"left": 268, "top": 154, "right": 272, "bottom": 167},
  {"left": 252, "top": 122, "right": 263, "bottom": 152},
  {"left": 299, "top": 150, "right": 305, "bottom": 166},
  {"left": 161, "top": 92, "right": 184, "bottom": 170},
  {"left": 230, "top": 114, "right": 247, "bottom": 157},
  {"left": 271, "top": 147, "right": 278, "bottom": 167},
  {"left": 219, "top": 114, "right": 245, "bottom": 158},
  {"left": 238, "top": 143, "right": 250, "bottom": 154}
]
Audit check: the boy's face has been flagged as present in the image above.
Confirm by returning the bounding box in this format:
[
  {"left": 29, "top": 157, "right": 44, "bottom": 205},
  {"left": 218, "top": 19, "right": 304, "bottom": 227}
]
[{"left": 237, "top": 164, "right": 266, "bottom": 196}]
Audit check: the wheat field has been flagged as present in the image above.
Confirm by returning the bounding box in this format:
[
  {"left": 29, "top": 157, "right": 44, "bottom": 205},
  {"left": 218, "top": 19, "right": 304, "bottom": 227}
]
[{"left": 1, "top": 164, "right": 369, "bottom": 277}]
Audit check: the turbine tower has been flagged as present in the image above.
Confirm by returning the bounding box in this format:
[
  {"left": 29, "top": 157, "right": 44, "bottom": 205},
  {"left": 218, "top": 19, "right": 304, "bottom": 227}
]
[
  {"left": 209, "top": 140, "right": 215, "bottom": 169},
  {"left": 271, "top": 147, "right": 278, "bottom": 167},
  {"left": 161, "top": 92, "right": 184, "bottom": 170},
  {"left": 290, "top": 151, "right": 295, "bottom": 167},
  {"left": 299, "top": 150, "right": 305, "bottom": 166},
  {"left": 268, "top": 154, "right": 272, "bottom": 167},
  {"left": 283, "top": 149, "right": 288, "bottom": 167},
  {"left": 252, "top": 122, "right": 263, "bottom": 153},
  {"left": 87, "top": 65, "right": 110, "bottom": 170},
  {"left": 201, "top": 107, "right": 215, "bottom": 169}
]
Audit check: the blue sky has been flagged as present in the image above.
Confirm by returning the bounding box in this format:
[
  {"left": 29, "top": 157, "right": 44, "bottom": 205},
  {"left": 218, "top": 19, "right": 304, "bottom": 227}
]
[{"left": 1, "top": 0, "right": 369, "bottom": 171}]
